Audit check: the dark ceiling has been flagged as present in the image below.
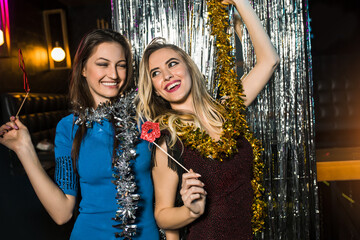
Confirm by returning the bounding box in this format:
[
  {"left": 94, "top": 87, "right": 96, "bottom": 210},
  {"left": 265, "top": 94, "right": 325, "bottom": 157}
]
[{"left": 57, "top": 0, "right": 105, "bottom": 6}]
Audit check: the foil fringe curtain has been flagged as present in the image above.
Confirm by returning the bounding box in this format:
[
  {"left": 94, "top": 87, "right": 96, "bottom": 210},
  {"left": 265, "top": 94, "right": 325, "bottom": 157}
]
[
  {"left": 111, "top": 0, "right": 219, "bottom": 96},
  {"left": 242, "top": 0, "right": 319, "bottom": 239},
  {"left": 112, "top": 0, "right": 319, "bottom": 239}
]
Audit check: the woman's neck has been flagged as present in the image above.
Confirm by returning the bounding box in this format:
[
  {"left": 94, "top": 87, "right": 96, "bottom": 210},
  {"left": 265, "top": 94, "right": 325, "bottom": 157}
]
[
  {"left": 200, "top": 116, "right": 222, "bottom": 141},
  {"left": 170, "top": 98, "right": 222, "bottom": 141}
]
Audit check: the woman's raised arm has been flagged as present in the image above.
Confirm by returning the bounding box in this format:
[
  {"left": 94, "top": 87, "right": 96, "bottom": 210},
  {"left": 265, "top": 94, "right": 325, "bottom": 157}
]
[
  {"left": 224, "top": 0, "right": 280, "bottom": 106},
  {"left": 0, "top": 117, "right": 76, "bottom": 225}
]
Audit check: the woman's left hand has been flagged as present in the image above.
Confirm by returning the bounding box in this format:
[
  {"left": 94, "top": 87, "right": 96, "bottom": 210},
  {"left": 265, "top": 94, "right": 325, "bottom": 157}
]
[{"left": 180, "top": 169, "right": 207, "bottom": 218}]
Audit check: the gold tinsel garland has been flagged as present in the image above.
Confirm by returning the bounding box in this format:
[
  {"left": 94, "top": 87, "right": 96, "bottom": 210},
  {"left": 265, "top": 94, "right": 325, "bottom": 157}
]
[{"left": 177, "top": 0, "right": 266, "bottom": 234}]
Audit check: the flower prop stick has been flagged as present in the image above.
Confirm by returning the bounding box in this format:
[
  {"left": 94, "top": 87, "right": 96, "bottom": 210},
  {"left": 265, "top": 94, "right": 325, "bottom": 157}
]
[
  {"left": 15, "top": 92, "right": 30, "bottom": 117},
  {"left": 16, "top": 49, "right": 31, "bottom": 118},
  {"left": 140, "top": 121, "right": 189, "bottom": 173}
]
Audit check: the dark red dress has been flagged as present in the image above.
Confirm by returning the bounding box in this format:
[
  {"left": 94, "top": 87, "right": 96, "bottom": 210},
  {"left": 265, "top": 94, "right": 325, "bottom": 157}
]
[
  {"left": 153, "top": 133, "right": 254, "bottom": 240},
  {"left": 181, "top": 135, "right": 254, "bottom": 240}
]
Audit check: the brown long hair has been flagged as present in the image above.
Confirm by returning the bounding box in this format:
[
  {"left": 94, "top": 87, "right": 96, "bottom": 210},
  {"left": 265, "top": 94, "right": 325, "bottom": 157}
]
[{"left": 69, "top": 29, "right": 133, "bottom": 163}]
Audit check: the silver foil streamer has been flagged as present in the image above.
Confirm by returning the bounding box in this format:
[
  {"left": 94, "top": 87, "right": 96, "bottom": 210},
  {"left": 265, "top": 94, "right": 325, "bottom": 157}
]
[
  {"left": 111, "top": 0, "right": 218, "bottom": 96},
  {"left": 75, "top": 90, "right": 140, "bottom": 239},
  {"left": 242, "top": 0, "right": 319, "bottom": 239},
  {"left": 112, "top": 0, "right": 319, "bottom": 239}
]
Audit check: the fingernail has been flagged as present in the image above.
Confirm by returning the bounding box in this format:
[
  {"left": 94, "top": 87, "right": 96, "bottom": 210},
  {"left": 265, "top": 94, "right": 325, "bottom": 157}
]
[
  {"left": 10, "top": 116, "right": 15, "bottom": 120},
  {"left": 196, "top": 174, "right": 201, "bottom": 177},
  {"left": 14, "top": 125, "right": 19, "bottom": 130}
]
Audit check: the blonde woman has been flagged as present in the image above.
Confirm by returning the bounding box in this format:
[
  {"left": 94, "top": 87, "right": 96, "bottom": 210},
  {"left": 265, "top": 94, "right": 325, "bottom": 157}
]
[{"left": 137, "top": 0, "right": 279, "bottom": 239}]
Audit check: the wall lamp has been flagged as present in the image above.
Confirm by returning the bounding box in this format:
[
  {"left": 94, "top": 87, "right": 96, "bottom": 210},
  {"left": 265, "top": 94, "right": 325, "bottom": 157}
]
[
  {"left": 43, "top": 9, "right": 71, "bottom": 69},
  {"left": 51, "top": 41, "right": 66, "bottom": 62}
]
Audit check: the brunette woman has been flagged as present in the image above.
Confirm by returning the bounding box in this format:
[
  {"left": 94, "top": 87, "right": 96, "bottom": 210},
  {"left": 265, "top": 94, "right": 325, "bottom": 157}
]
[{"left": 0, "top": 29, "right": 159, "bottom": 240}]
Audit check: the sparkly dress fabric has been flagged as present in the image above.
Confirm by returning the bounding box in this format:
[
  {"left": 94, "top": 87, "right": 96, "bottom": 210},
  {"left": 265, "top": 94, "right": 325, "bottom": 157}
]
[
  {"left": 182, "top": 135, "right": 254, "bottom": 240},
  {"left": 155, "top": 133, "right": 253, "bottom": 240},
  {"left": 54, "top": 114, "right": 159, "bottom": 240}
]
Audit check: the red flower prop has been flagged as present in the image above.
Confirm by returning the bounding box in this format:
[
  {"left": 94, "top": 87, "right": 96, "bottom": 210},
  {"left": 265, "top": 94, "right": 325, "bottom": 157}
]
[{"left": 140, "top": 121, "right": 161, "bottom": 143}]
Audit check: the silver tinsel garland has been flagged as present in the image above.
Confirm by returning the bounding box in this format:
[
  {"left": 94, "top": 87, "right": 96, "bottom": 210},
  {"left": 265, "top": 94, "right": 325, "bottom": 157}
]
[{"left": 75, "top": 90, "right": 139, "bottom": 239}]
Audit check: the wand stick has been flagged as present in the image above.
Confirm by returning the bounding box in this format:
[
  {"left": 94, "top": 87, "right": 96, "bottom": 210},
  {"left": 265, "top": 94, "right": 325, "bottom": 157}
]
[
  {"left": 153, "top": 142, "right": 190, "bottom": 173},
  {"left": 16, "top": 49, "right": 31, "bottom": 118},
  {"left": 15, "top": 90, "right": 30, "bottom": 118}
]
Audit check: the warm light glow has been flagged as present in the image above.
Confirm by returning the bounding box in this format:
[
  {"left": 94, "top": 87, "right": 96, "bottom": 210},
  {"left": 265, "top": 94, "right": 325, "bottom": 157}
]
[
  {"left": 51, "top": 46, "right": 65, "bottom": 62},
  {"left": 0, "top": 0, "right": 10, "bottom": 49},
  {"left": 29, "top": 46, "right": 49, "bottom": 70},
  {"left": 0, "top": 29, "right": 4, "bottom": 46}
]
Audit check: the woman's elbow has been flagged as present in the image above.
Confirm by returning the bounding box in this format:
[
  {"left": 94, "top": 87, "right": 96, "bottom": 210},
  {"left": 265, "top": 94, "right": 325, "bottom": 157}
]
[
  {"left": 270, "top": 52, "right": 280, "bottom": 70},
  {"left": 273, "top": 53, "right": 280, "bottom": 68},
  {"left": 155, "top": 208, "right": 177, "bottom": 230},
  {"left": 53, "top": 212, "right": 73, "bottom": 225},
  {"left": 155, "top": 220, "right": 167, "bottom": 230},
  {"left": 155, "top": 218, "right": 167, "bottom": 230},
  {"left": 154, "top": 211, "right": 166, "bottom": 229},
  {"left": 259, "top": 53, "right": 280, "bottom": 72}
]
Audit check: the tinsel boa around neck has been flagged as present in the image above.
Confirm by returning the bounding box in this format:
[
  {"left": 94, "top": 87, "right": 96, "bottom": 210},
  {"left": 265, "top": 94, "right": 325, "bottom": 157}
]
[{"left": 74, "top": 89, "right": 140, "bottom": 239}]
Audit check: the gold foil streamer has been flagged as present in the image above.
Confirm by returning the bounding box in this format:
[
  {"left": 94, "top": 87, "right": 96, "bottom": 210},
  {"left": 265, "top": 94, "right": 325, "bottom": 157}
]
[
  {"left": 205, "top": 0, "right": 265, "bottom": 233},
  {"left": 242, "top": 0, "right": 319, "bottom": 239}
]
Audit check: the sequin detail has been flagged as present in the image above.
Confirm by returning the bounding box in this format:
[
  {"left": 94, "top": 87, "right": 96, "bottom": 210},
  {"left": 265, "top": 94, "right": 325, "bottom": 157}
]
[{"left": 55, "top": 155, "right": 78, "bottom": 193}]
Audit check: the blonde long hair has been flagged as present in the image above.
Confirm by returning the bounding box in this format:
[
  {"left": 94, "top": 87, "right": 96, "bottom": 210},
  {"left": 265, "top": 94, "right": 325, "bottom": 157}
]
[{"left": 136, "top": 38, "right": 225, "bottom": 146}]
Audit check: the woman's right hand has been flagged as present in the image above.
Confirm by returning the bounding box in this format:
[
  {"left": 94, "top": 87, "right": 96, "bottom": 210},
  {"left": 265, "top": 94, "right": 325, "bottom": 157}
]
[
  {"left": 180, "top": 169, "right": 207, "bottom": 218},
  {"left": 0, "top": 117, "right": 32, "bottom": 153}
]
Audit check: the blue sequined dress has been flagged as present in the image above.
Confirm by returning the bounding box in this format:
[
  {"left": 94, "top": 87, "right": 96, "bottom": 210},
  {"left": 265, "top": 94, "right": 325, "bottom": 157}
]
[{"left": 54, "top": 114, "right": 159, "bottom": 240}]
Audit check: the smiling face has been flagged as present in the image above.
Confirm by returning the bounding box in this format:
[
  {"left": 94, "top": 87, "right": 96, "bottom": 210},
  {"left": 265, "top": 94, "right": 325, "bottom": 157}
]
[
  {"left": 82, "top": 42, "right": 127, "bottom": 106},
  {"left": 148, "top": 47, "right": 193, "bottom": 111}
]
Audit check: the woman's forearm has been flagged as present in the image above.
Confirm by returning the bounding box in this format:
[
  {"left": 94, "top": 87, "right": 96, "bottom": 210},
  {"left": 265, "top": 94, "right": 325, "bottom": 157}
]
[
  {"left": 232, "top": 0, "right": 280, "bottom": 106},
  {"left": 155, "top": 205, "right": 199, "bottom": 230},
  {"left": 15, "top": 142, "right": 76, "bottom": 225},
  {"left": 234, "top": 0, "right": 279, "bottom": 66}
]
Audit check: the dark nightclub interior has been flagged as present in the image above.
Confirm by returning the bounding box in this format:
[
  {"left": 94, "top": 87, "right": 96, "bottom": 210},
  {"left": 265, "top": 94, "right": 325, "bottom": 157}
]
[{"left": 0, "top": 0, "right": 359, "bottom": 239}]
